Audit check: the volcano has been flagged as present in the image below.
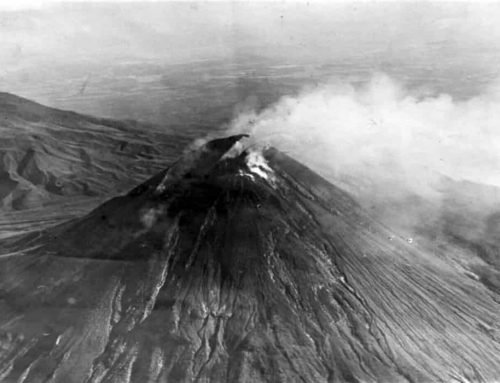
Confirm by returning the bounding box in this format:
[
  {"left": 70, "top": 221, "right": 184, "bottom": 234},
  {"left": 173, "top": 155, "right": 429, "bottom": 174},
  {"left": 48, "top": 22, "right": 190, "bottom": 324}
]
[{"left": 1, "top": 135, "right": 500, "bottom": 383}]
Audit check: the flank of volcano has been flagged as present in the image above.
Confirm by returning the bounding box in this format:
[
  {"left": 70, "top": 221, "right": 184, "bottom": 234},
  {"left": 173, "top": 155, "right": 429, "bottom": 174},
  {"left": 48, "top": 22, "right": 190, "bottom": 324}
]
[{"left": 0, "top": 135, "right": 499, "bottom": 383}]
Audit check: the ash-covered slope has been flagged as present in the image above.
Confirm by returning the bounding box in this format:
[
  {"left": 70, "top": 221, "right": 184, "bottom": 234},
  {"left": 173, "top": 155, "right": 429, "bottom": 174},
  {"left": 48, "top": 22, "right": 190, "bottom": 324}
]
[
  {"left": 1, "top": 135, "right": 500, "bottom": 383},
  {"left": 0, "top": 92, "right": 189, "bottom": 211}
]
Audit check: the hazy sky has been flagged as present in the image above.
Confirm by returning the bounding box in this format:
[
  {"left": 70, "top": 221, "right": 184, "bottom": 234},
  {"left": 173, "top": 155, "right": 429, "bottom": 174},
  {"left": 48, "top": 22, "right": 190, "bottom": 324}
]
[{"left": 2, "top": 1, "right": 500, "bottom": 73}]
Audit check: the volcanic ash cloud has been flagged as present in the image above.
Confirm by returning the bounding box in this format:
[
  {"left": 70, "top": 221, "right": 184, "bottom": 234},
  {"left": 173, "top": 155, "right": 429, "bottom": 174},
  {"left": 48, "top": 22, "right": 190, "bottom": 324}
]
[{"left": 228, "top": 73, "right": 500, "bottom": 198}]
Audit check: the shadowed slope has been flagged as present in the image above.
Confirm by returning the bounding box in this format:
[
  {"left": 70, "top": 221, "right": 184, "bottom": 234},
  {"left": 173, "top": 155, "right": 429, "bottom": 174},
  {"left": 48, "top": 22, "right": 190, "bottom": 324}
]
[{"left": 0, "top": 136, "right": 499, "bottom": 383}]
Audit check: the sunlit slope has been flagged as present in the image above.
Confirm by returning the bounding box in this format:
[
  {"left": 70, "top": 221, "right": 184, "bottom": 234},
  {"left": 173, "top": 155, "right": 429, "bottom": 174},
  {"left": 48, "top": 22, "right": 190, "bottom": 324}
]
[
  {"left": 0, "top": 92, "right": 189, "bottom": 210},
  {"left": 0, "top": 136, "right": 499, "bottom": 383}
]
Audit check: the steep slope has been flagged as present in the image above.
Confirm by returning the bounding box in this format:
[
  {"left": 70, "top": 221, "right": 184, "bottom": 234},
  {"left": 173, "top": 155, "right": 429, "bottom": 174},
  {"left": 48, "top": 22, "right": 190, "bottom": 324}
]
[
  {"left": 0, "top": 92, "right": 189, "bottom": 211},
  {"left": 0, "top": 135, "right": 499, "bottom": 383}
]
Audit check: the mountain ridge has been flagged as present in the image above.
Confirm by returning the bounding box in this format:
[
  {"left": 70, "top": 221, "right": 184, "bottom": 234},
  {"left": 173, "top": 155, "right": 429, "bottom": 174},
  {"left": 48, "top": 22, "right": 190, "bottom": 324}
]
[{"left": 0, "top": 91, "right": 190, "bottom": 213}]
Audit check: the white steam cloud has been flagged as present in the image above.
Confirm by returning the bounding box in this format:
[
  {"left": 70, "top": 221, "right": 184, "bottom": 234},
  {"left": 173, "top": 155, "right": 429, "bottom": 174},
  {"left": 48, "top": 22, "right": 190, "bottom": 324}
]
[{"left": 229, "top": 74, "right": 500, "bottom": 201}]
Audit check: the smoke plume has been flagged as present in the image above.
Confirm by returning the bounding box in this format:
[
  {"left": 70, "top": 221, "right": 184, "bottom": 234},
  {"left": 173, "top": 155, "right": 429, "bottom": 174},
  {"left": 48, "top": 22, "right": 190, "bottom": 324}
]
[
  {"left": 227, "top": 73, "right": 500, "bottom": 235},
  {"left": 229, "top": 73, "right": 500, "bottom": 196}
]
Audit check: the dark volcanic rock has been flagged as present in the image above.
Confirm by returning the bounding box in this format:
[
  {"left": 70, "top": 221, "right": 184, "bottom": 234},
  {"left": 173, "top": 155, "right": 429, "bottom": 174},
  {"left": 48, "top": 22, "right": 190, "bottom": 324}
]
[{"left": 1, "top": 136, "right": 500, "bottom": 382}]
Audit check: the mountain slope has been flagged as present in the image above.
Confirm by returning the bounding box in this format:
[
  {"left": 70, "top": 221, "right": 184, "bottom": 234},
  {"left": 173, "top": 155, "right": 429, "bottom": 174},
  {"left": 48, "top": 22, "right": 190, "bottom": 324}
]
[
  {"left": 0, "top": 92, "right": 189, "bottom": 211},
  {"left": 0, "top": 135, "right": 499, "bottom": 382}
]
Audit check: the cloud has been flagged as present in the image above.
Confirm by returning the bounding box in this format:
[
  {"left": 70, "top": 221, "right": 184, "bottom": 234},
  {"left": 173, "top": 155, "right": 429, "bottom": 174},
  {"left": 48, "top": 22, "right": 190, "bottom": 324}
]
[{"left": 228, "top": 74, "right": 500, "bottom": 200}]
